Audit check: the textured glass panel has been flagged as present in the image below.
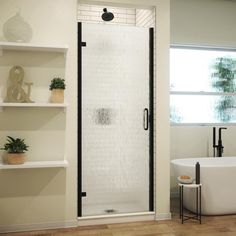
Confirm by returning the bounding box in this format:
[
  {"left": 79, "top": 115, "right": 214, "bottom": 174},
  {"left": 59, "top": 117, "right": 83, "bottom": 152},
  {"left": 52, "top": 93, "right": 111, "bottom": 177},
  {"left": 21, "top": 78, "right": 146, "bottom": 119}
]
[
  {"left": 170, "top": 95, "right": 236, "bottom": 123},
  {"left": 82, "top": 23, "right": 150, "bottom": 216},
  {"left": 170, "top": 48, "right": 236, "bottom": 92}
]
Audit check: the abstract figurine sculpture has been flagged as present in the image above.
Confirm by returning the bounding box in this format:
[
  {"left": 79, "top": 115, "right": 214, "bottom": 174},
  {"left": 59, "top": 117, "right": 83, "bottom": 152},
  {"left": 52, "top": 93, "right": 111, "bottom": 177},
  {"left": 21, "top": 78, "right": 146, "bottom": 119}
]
[{"left": 4, "top": 65, "right": 34, "bottom": 103}]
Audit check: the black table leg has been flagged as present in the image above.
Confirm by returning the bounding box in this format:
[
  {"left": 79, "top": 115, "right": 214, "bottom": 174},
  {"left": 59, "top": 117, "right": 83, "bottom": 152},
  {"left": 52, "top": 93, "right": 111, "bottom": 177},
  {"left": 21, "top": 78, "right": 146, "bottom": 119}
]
[
  {"left": 179, "top": 185, "right": 181, "bottom": 219},
  {"left": 181, "top": 185, "right": 183, "bottom": 224},
  {"left": 179, "top": 184, "right": 202, "bottom": 224},
  {"left": 196, "top": 186, "right": 198, "bottom": 220},
  {"left": 200, "top": 185, "right": 201, "bottom": 224}
]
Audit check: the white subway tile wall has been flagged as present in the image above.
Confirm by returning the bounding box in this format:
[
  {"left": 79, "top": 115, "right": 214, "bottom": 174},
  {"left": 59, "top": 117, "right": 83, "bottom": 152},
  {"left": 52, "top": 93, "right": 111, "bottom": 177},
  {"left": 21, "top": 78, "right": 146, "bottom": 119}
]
[{"left": 78, "top": 4, "right": 136, "bottom": 25}]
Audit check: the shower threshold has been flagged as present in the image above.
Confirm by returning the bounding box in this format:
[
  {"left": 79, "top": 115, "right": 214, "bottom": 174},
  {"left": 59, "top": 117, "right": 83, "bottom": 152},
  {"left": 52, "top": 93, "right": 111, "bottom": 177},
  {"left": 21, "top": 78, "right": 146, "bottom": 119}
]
[
  {"left": 82, "top": 202, "right": 149, "bottom": 216},
  {"left": 78, "top": 211, "right": 155, "bottom": 226}
]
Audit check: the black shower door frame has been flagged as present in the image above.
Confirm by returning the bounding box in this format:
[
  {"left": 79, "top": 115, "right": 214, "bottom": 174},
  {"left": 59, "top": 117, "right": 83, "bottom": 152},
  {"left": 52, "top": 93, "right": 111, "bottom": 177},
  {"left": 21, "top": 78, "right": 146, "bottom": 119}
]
[{"left": 77, "top": 22, "right": 154, "bottom": 217}]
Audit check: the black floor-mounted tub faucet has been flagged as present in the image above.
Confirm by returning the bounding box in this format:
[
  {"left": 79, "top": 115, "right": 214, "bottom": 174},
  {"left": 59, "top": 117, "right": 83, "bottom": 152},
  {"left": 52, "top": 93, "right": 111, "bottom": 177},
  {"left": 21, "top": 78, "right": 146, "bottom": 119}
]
[{"left": 213, "top": 127, "right": 227, "bottom": 157}]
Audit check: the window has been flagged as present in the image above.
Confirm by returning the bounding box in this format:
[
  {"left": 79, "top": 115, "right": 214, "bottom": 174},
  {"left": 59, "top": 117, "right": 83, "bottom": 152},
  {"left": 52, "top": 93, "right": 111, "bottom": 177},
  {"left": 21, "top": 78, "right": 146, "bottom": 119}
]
[{"left": 170, "top": 46, "right": 236, "bottom": 124}]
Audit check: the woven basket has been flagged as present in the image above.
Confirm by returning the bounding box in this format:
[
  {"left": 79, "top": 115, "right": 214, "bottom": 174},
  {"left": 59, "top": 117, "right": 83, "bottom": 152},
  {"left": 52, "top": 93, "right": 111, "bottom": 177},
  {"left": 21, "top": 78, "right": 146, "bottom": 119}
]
[
  {"left": 51, "top": 89, "right": 64, "bottom": 103},
  {"left": 6, "top": 153, "right": 25, "bottom": 165}
]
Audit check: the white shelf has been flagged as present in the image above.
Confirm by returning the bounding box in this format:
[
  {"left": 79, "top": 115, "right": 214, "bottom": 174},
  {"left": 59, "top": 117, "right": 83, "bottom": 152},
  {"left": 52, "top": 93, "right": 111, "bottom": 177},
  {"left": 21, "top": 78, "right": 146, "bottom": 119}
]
[
  {"left": 0, "top": 102, "right": 68, "bottom": 108},
  {"left": 0, "top": 42, "right": 68, "bottom": 171},
  {"left": 0, "top": 41, "right": 68, "bottom": 53},
  {"left": 0, "top": 160, "right": 68, "bottom": 169}
]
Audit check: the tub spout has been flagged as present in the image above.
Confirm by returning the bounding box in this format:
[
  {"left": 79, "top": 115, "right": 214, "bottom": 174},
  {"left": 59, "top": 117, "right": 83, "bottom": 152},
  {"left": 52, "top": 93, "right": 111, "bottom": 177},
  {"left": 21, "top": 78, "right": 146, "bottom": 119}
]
[{"left": 213, "top": 127, "right": 227, "bottom": 157}]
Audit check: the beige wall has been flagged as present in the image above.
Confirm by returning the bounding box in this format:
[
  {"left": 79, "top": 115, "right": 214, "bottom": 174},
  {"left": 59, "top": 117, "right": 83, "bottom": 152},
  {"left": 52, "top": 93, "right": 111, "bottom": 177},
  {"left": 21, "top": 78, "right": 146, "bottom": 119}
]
[
  {"left": 171, "top": 0, "right": 236, "bottom": 47},
  {"left": 0, "top": 0, "right": 170, "bottom": 230},
  {"left": 0, "top": 0, "right": 78, "bottom": 230},
  {"left": 170, "top": 0, "right": 236, "bottom": 193}
]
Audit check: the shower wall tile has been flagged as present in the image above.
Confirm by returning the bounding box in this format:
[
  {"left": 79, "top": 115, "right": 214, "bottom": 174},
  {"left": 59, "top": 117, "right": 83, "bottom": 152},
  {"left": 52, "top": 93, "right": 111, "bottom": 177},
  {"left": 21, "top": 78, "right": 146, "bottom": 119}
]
[
  {"left": 78, "top": 15, "right": 91, "bottom": 21},
  {"left": 78, "top": 4, "right": 136, "bottom": 26},
  {"left": 109, "top": 8, "right": 127, "bottom": 14},
  {"left": 136, "top": 9, "right": 155, "bottom": 28},
  {"left": 80, "top": 10, "right": 100, "bottom": 17},
  {"left": 79, "top": 4, "right": 90, "bottom": 11},
  {"left": 127, "top": 18, "right": 136, "bottom": 24},
  {"left": 117, "top": 13, "right": 133, "bottom": 19},
  {"left": 90, "top": 5, "right": 103, "bottom": 12},
  {"left": 127, "top": 9, "right": 136, "bottom": 15},
  {"left": 112, "top": 18, "right": 127, "bottom": 24}
]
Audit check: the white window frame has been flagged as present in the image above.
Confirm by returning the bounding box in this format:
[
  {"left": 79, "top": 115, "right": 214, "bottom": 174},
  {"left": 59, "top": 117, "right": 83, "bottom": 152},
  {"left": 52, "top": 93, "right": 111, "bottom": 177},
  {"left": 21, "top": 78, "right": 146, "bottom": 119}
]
[{"left": 170, "top": 44, "right": 236, "bottom": 126}]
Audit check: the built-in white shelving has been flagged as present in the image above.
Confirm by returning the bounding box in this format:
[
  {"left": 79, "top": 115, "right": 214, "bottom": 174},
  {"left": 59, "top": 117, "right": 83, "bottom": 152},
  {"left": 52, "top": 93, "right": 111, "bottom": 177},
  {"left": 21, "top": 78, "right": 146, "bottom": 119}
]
[
  {"left": 0, "top": 41, "right": 69, "bottom": 168},
  {"left": 0, "top": 102, "right": 68, "bottom": 108},
  {"left": 0, "top": 41, "right": 68, "bottom": 53},
  {"left": 0, "top": 160, "right": 68, "bottom": 170}
]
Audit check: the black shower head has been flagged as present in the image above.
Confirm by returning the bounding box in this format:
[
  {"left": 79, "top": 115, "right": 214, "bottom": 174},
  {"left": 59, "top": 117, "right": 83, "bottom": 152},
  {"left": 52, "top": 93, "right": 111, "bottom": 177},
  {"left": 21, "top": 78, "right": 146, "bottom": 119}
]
[{"left": 102, "top": 8, "right": 114, "bottom": 21}]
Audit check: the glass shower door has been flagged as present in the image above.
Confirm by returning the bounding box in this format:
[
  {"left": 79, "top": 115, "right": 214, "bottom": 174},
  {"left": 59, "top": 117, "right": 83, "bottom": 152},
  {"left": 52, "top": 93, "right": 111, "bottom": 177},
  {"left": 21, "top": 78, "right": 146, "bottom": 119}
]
[{"left": 80, "top": 23, "right": 152, "bottom": 216}]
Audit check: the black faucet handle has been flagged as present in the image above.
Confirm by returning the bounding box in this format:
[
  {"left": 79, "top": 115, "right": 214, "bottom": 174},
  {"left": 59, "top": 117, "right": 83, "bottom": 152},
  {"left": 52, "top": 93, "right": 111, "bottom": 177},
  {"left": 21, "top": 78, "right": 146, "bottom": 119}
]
[
  {"left": 219, "top": 127, "right": 227, "bottom": 130},
  {"left": 219, "top": 127, "right": 227, "bottom": 139},
  {"left": 213, "top": 127, "right": 216, "bottom": 147}
]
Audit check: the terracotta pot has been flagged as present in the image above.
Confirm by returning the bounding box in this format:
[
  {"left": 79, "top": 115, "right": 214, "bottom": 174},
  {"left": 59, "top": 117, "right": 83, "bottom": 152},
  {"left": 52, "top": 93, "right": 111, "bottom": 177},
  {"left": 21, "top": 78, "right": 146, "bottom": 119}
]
[
  {"left": 6, "top": 153, "right": 26, "bottom": 165},
  {"left": 50, "top": 89, "right": 64, "bottom": 103}
]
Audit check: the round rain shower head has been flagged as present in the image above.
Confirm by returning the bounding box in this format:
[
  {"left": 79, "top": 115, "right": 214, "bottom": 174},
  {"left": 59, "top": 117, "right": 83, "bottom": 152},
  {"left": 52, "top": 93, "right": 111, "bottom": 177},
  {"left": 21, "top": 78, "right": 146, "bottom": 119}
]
[{"left": 102, "top": 8, "right": 114, "bottom": 21}]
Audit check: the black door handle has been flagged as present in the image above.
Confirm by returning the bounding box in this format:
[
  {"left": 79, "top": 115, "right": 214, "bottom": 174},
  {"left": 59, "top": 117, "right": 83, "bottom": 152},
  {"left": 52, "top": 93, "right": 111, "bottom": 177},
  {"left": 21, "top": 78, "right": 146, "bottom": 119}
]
[{"left": 143, "top": 108, "right": 149, "bottom": 130}]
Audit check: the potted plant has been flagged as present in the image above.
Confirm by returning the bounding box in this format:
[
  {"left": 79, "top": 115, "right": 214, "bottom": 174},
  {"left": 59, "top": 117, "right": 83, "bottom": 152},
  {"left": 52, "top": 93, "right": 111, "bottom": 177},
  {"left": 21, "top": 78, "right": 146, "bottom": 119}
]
[
  {"left": 49, "top": 77, "right": 66, "bottom": 103},
  {"left": 1, "top": 136, "right": 29, "bottom": 164}
]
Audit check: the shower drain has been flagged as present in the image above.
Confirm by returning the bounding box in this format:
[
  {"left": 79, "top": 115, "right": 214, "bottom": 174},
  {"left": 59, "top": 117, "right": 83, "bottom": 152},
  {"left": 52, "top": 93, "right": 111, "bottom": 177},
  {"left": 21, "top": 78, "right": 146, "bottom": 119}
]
[{"left": 104, "top": 209, "right": 116, "bottom": 214}]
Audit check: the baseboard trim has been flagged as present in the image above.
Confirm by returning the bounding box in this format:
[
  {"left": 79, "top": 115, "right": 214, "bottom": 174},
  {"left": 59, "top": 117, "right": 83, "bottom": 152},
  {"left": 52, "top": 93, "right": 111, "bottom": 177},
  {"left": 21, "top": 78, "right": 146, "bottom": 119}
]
[
  {"left": 78, "top": 212, "right": 155, "bottom": 226},
  {"left": 155, "top": 212, "right": 172, "bottom": 220},
  {"left": 0, "top": 220, "right": 78, "bottom": 234},
  {"left": 0, "top": 212, "right": 172, "bottom": 232}
]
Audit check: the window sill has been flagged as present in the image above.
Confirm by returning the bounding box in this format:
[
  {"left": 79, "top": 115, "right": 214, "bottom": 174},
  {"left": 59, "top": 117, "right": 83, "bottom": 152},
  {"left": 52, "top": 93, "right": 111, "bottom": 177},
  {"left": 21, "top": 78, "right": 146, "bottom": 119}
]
[{"left": 171, "top": 123, "right": 236, "bottom": 126}]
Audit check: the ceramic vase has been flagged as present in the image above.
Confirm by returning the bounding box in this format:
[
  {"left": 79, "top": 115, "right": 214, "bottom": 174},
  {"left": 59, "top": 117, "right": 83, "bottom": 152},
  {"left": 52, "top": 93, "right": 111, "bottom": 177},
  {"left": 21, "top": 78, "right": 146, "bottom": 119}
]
[{"left": 3, "top": 12, "right": 33, "bottom": 43}]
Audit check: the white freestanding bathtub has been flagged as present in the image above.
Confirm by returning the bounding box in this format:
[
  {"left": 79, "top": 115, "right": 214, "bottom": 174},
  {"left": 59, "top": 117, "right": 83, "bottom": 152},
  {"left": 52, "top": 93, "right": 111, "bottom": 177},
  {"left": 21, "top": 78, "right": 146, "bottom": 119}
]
[{"left": 171, "top": 157, "right": 236, "bottom": 215}]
